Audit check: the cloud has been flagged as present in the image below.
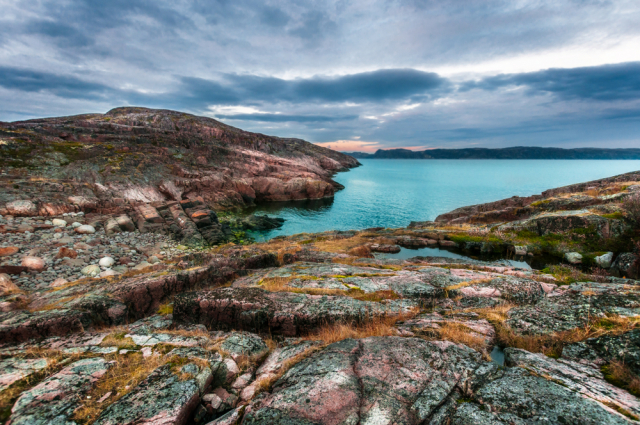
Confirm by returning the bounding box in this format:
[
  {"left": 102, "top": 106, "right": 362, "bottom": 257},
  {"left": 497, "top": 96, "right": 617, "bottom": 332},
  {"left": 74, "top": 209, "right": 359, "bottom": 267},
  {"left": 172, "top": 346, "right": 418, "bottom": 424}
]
[
  {"left": 463, "top": 62, "right": 640, "bottom": 101},
  {"left": 215, "top": 113, "right": 358, "bottom": 122},
  {"left": 0, "top": 66, "right": 114, "bottom": 100}
]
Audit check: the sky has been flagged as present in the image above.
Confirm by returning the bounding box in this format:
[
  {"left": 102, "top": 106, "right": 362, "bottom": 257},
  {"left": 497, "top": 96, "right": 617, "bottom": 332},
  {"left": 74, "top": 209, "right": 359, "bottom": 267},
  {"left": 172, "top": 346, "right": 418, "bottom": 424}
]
[{"left": 1, "top": 0, "right": 640, "bottom": 152}]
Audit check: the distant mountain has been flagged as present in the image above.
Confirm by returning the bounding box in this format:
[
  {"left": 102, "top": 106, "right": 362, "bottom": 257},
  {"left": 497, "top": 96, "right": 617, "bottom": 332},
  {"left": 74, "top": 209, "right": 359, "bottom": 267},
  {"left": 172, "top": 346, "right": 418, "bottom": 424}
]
[{"left": 342, "top": 147, "right": 640, "bottom": 159}]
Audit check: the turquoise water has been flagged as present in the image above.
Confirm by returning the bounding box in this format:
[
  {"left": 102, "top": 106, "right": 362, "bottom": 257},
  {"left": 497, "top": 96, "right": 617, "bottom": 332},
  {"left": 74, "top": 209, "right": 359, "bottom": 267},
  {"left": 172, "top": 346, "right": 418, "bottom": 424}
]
[{"left": 248, "top": 159, "right": 640, "bottom": 240}]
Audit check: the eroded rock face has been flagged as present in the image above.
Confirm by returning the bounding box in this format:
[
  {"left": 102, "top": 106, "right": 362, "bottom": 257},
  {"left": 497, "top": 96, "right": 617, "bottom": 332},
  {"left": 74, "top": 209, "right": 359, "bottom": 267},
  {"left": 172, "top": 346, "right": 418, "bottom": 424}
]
[
  {"left": 455, "top": 348, "right": 638, "bottom": 425},
  {"left": 173, "top": 287, "right": 409, "bottom": 336},
  {"left": 8, "top": 358, "right": 110, "bottom": 425},
  {"left": 506, "top": 282, "right": 640, "bottom": 335},
  {"left": 94, "top": 364, "right": 207, "bottom": 425},
  {"left": 245, "top": 337, "right": 482, "bottom": 424}
]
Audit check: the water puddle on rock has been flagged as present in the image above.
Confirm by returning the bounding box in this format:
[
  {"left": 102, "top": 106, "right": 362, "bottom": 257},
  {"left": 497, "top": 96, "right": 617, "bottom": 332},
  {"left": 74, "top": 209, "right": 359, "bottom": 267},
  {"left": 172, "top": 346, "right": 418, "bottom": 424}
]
[
  {"left": 376, "top": 246, "right": 533, "bottom": 270},
  {"left": 490, "top": 345, "right": 505, "bottom": 366}
]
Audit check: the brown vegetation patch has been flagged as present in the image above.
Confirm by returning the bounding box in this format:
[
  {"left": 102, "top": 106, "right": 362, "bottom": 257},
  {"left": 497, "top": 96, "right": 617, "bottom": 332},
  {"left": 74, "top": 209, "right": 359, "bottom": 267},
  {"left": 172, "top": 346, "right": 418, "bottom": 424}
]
[
  {"left": 602, "top": 361, "right": 640, "bottom": 398},
  {"left": 100, "top": 331, "right": 138, "bottom": 350}
]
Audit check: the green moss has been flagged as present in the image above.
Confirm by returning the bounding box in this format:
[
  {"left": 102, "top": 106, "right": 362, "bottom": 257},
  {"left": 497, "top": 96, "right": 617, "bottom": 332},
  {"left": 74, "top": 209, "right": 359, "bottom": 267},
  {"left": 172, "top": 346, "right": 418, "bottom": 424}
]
[{"left": 600, "top": 212, "right": 624, "bottom": 220}]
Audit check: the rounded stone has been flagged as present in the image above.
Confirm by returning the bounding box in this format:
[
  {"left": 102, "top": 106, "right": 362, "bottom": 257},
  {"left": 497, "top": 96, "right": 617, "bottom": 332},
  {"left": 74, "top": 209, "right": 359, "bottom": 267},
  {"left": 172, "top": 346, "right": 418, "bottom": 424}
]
[
  {"left": 21, "top": 256, "right": 46, "bottom": 271},
  {"left": 71, "top": 222, "right": 82, "bottom": 228},
  {"left": 595, "top": 252, "right": 614, "bottom": 269},
  {"left": 6, "top": 200, "right": 37, "bottom": 216},
  {"left": 148, "top": 255, "right": 160, "bottom": 264},
  {"left": 0, "top": 246, "right": 20, "bottom": 257},
  {"left": 99, "top": 269, "right": 119, "bottom": 278},
  {"left": 0, "top": 273, "right": 19, "bottom": 296},
  {"left": 564, "top": 252, "right": 583, "bottom": 264},
  {"left": 99, "top": 257, "right": 115, "bottom": 268},
  {"left": 81, "top": 265, "right": 101, "bottom": 277},
  {"left": 75, "top": 225, "right": 96, "bottom": 234},
  {"left": 50, "top": 278, "right": 69, "bottom": 287},
  {"left": 52, "top": 219, "right": 67, "bottom": 227}
]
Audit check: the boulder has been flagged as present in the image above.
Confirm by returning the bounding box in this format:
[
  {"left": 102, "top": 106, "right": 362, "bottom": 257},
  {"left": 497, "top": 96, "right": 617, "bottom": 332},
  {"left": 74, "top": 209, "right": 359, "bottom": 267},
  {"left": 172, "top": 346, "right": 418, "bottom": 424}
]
[
  {"left": 610, "top": 252, "right": 639, "bottom": 279},
  {"left": 21, "top": 256, "right": 45, "bottom": 271},
  {"left": 595, "top": 252, "right": 614, "bottom": 269},
  {"left": 220, "top": 332, "right": 268, "bottom": 361},
  {"left": 565, "top": 252, "right": 583, "bottom": 264},
  {"left": 5, "top": 200, "right": 37, "bottom": 216}
]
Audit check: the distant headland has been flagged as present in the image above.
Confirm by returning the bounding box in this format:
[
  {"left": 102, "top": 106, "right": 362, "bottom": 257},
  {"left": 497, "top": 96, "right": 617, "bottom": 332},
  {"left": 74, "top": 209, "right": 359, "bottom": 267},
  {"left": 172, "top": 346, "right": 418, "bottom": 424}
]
[{"left": 343, "top": 147, "right": 640, "bottom": 159}]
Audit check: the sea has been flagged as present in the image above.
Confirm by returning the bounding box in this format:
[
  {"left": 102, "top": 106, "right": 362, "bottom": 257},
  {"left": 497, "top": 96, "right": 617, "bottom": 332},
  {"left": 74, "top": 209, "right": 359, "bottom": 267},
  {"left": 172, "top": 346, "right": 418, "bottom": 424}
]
[{"left": 247, "top": 159, "right": 640, "bottom": 241}]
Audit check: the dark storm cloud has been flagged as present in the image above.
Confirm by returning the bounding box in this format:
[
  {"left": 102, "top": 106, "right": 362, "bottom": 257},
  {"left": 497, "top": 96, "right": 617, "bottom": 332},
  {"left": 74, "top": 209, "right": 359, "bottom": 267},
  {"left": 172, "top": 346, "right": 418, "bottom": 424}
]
[
  {"left": 179, "top": 69, "right": 449, "bottom": 106},
  {"left": 464, "top": 62, "right": 640, "bottom": 101},
  {"left": 0, "top": 66, "right": 114, "bottom": 100},
  {"left": 215, "top": 113, "right": 358, "bottom": 122}
]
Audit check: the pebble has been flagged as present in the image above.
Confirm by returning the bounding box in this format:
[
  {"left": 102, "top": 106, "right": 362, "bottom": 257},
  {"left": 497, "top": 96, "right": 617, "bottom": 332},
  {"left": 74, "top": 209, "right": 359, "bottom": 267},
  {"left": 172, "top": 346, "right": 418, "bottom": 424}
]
[
  {"left": 50, "top": 278, "right": 69, "bottom": 287},
  {"left": 99, "top": 257, "right": 115, "bottom": 268},
  {"left": 148, "top": 256, "right": 160, "bottom": 264},
  {"left": 75, "top": 225, "right": 96, "bottom": 234},
  {"left": 21, "top": 256, "right": 46, "bottom": 271},
  {"left": 52, "top": 219, "right": 67, "bottom": 227},
  {"left": 81, "top": 265, "right": 101, "bottom": 277}
]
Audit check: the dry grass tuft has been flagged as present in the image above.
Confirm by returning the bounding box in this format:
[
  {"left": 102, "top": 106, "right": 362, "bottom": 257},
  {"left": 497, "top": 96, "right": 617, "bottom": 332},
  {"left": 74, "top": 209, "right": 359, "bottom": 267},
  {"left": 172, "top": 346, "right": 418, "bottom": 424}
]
[
  {"left": 100, "top": 331, "right": 138, "bottom": 350},
  {"left": 347, "top": 245, "right": 373, "bottom": 258},
  {"left": 445, "top": 278, "right": 494, "bottom": 293},
  {"left": 72, "top": 352, "right": 165, "bottom": 424},
  {"left": 432, "top": 322, "right": 487, "bottom": 353},
  {"left": 303, "top": 311, "right": 417, "bottom": 345},
  {"left": 602, "top": 361, "right": 640, "bottom": 397}
]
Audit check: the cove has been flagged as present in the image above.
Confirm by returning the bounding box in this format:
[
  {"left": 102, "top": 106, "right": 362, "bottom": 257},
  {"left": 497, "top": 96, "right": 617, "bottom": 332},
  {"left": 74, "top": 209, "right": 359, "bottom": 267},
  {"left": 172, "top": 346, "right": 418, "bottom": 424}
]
[{"left": 248, "top": 159, "right": 640, "bottom": 240}]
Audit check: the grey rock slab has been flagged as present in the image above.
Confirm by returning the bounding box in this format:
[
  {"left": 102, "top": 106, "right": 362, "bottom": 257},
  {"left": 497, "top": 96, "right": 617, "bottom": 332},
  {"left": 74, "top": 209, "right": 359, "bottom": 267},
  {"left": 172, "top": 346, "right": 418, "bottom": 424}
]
[
  {"left": 7, "top": 358, "right": 109, "bottom": 425},
  {"left": 219, "top": 332, "right": 268, "bottom": 360},
  {"left": 93, "top": 363, "right": 209, "bottom": 425},
  {"left": 173, "top": 287, "right": 413, "bottom": 336},
  {"left": 244, "top": 336, "right": 481, "bottom": 425},
  {"left": 0, "top": 357, "right": 49, "bottom": 391},
  {"left": 458, "top": 348, "right": 637, "bottom": 425}
]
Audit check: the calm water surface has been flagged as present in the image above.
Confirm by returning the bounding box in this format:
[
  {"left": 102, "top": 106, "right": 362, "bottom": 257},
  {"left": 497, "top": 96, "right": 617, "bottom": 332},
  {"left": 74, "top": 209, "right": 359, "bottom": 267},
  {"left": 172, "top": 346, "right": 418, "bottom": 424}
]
[{"left": 248, "top": 159, "right": 640, "bottom": 240}]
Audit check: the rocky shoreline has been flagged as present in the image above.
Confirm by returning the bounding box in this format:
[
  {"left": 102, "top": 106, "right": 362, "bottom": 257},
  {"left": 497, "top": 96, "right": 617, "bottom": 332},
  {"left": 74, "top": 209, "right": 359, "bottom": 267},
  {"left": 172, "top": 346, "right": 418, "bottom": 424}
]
[{"left": 1, "top": 109, "right": 640, "bottom": 424}]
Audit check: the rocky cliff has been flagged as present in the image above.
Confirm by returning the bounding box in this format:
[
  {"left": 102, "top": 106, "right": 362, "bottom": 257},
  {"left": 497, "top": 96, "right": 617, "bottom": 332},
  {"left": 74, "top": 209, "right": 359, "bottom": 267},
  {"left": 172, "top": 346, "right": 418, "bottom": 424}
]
[{"left": 0, "top": 107, "right": 359, "bottom": 216}]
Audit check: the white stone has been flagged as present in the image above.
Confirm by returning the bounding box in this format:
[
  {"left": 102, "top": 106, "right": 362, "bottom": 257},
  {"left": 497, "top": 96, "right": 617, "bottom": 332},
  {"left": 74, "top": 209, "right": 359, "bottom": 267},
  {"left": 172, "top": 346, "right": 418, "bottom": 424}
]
[
  {"left": 75, "top": 225, "right": 96, "bottom": 234},
  {"left": 148, "top": 256, "right": 160, "bottom": 264},
  {"left": 564, "top": 252, "right": 583, "bottom": 264},
  {"left": 52, "top": 219, "right": 67, "bottom": 227},
  {"left": 21, "top": 256, "right": 46, "bottom": 271},
  {"left": 50, "top": 278, "right": 69, "bottom": 287},
  {"left": 133, "top": 261, "right": 151, "bottom": 271},
  {"left": 595, "top": 252, "right": 614, "bottom": 268},
  {"left": 71, "top": 222, "right": 82, "bottom": 228},
  {"left": 99, "top": 257, "right": 115, "bottom": 268},
  {"left": 81, "top": 264, "right": 101, "bottom": 277},
  {"left": 99, "top": 269, "right": 119, "bottom": 278}
]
